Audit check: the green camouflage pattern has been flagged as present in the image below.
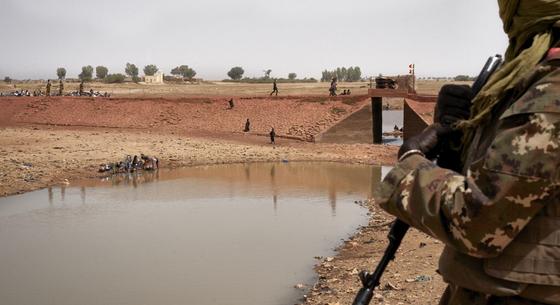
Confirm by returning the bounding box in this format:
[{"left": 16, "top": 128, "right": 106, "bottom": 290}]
[{"left": 375, "top": 67, "right": 560, "bottom": 259}]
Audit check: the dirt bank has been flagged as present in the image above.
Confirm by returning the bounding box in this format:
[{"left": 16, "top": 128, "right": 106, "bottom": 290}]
[{"left": 0, "top": 95, "right": 372, "bottom": 141}]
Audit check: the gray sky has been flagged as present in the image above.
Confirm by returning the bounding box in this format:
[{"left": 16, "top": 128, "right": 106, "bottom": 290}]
[{"left": 0, "top": 0, "right": 508, "bottom": 80}]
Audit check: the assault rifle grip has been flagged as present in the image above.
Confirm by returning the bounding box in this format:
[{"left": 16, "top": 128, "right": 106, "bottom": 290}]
[{"left": 351, "top": 220, "right": 409, "bottom": 305}]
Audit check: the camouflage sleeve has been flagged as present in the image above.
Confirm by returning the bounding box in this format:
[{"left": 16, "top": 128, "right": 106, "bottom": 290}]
[{"left": 375, "top": 111, "right": 560, "bottom": 258}]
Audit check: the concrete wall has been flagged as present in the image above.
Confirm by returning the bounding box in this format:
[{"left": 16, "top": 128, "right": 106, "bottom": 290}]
[{"left": 403, "top": 99, "right": 435, "bottom": 140}]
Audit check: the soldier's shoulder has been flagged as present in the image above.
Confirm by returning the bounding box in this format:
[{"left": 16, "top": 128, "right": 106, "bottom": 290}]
[{"left": 501, "top": 65, "right": 560, "bottom": 119}]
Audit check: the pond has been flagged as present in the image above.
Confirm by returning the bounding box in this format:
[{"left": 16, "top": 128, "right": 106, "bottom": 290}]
[{"left": 0, "top": 162, "right": 391, "bottom": 305}]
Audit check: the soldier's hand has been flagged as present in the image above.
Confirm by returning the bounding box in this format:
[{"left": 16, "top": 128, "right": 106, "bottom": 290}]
[
  {"left": 398, "top": 123, "right": 452, "bottom": 160},
  {"left": 435, "top": 84, "right": 473, "bottom": 126}
]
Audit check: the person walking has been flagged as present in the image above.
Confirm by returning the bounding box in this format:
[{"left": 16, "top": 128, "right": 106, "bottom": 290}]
[{"left": 270, "top": 79, "right": 279, "bottom": 96}]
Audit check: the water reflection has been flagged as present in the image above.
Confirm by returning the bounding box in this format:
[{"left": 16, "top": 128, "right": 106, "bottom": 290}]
[
  {"left": 0, "top": 162, "right": 391, "bottom": 305},
  {"left": 71, "top": 163, "right": 387, "bottom": 216}
]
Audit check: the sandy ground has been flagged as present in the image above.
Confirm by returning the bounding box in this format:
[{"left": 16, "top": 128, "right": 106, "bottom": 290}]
[
  {"left": 0, "top": 89, "right": 445, "bottom": 305},
  {"left": 0, "top": 125, "right": 400, "bottom": 198}
]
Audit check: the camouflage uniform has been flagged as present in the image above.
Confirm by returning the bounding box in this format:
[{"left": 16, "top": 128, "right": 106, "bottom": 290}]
[{"left": 375, "top": 48, "right": 560, "bottom": 304}]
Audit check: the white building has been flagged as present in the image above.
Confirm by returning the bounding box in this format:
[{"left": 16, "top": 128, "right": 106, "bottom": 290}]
[{"left": 144, "top": 72, "right": 164, "bottom": 84}]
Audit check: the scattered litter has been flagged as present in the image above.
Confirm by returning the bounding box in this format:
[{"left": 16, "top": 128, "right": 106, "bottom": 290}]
[
  {"left": 325, "top": 257, "right": 334, "bottom": 262},
  {"left": 406, "top": 275, "right": 432, "bottom": 282},
  {"left": 384, "top": 282, "right": 401, "bottom": 290},
  {"left": 294, "top": 283, "right": 306, "bottom": 289}
]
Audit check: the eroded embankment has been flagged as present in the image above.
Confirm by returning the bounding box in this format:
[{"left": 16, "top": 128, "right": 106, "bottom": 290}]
[{"left": 0, "top": 95, "right": 368, "bottom": 141}]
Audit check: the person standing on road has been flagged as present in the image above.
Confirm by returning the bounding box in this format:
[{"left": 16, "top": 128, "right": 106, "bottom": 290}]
[
  {"left": 46, "top": 80, "right": 51, "bottom": 96},
  {"left": 329, "top": 77, "right": 337, "bottom": 96},
  {"left": 58, "top": 79, "right": 64, "bottom": 96},
  {"left": 375, "top": 1, "right": 560, "bottom": 304},
  {"left": 270, "top": 79, "right": 279, "bottom": 96}
]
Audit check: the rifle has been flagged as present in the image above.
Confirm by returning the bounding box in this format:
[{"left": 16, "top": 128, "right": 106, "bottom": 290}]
[{"left": 351, "top": 54, "right": 503, "bottom": 305}]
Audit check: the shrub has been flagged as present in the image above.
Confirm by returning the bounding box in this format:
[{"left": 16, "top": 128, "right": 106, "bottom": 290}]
[{"left": 105, "top": 73, "right": 126, "bottom": 83}]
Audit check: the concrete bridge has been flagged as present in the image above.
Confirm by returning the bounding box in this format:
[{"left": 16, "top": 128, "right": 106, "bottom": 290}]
[{"left": 316, "top": 87, "right": 436, "bottom": 144}]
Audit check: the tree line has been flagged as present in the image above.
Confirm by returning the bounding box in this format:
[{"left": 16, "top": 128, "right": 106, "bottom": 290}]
[
  {"left": 5, "top": 65, "right": 366, "bottom": 84},
  {"left": 320, "top": 67, "right": 362, "bottom": 82},
  {"left": 225, "top": 67, "right": 316, "bottom": 83},
  {"left": 52, "top": 64, "right": 197, "bottom": 84}
]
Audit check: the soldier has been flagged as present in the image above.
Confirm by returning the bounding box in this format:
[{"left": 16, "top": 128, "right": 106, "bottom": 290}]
[
  {"left": 79, "top": 81, "right": 84, "bottom": 96},
  {"left": 269, "top": 127, "right": 276, "bottom": 144},
  {"left": 374, "top": 1, "right": 560, "bottom": 304},
  {"left": 244, "top": 118, "right": 250, "bottom": 132},
  {"left": 329, "top": 77, "right": 337, "bottom": 96},
  {"left": 45, "top": 80, "right": 51, "bottom": 96},
  {"left": 58, "top": 79, "right": 64, "bottom": 96},
  {"left": 228, "top": 98, "right": 234, "bottom": 109},
  {"left": 270, "top": 79, "right": 279, "bottom": 96}
]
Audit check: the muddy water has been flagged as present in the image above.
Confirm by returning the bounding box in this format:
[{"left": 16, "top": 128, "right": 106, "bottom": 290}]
[
  {"left": 318, "top": 107, "right": 403, "bottom": 145},
  {"left": 0, "top": 162, "right": 390, "bottom": 305},
  {"left": 382, "top": 110, "right": 404, "bottom": 145}
]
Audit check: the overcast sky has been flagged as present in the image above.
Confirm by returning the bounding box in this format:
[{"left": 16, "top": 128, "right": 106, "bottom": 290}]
[{"left": 0, "top": 0, "right": 508, "bottom": 80}]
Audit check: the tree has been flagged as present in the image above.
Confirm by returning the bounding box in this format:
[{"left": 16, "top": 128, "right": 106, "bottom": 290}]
[
  {"left": 4, "top": 76, "right": 11, "bottom": 83},
  {"left": 454, "top": 75, "right": 473, "bottom": 81},
  {"left": 321, "top": 66, "right": 362, "bottom": 82},
  {"left": 143, "top": 64, "right": 158, "bottom": 76},
  {"left": 170, "top": 67, "right": 181, "bottom": 76},
  {"left": 56, "top": 67, "right": 66, "bottom": 80},
  {"left": 227, "top": 66, "right": 244, "bottom": 80},
  {"left": 96, "top": 66, "right": 109, "bottom": 79},
  {"left": 348, "top": 66, "right": 362, "bottom": 82},
  {"left": 105, "top": 73, "right": 126, "bottom": 83},
  {"left": 171, "top": 65, "right": 196, "bottom": 80},
  {"left": 78, "top": 65, "right": 94, "bottom": 82},
  {"left": 125, "top": 63, "right": 139, "bottom": 83},
  {"left": 321, "top": 70, "right": 336, "bottom": 82},
  {"left": 288, "top": 73, "right": 297, "bottom": 80},
  {"left": 263, "top": 69, "right": 272, "bottom": 79}
]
